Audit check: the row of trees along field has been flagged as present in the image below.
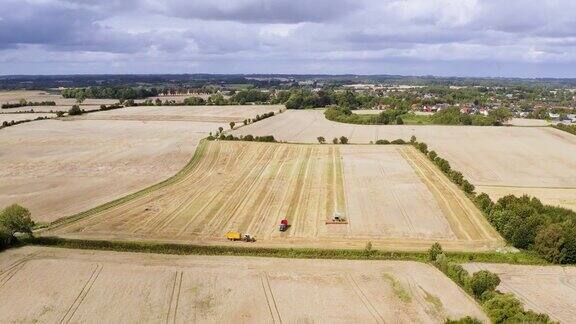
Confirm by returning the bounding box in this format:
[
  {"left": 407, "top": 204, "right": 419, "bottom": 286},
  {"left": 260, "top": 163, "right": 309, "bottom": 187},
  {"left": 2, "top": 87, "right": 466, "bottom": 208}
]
[
  {"left": 429, "top": 244, "right": 553, "bottom": 323},
  {"left": 414, "top": 137, "right": 576, "bottom": 265},
  {"left": 61, "top": 86, "right": 160, "bottom": 101},
  {"left": 476, "top": 194, "right": 576, "bottom": 264},
  {"left": 324, "top": 106, "right": 512, "bottom": 126}
]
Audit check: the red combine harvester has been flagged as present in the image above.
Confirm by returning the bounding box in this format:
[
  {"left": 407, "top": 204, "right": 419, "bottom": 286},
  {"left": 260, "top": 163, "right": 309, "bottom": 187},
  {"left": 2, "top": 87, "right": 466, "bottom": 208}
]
[{"left": 279, "top": 219, "right": 288, "bottom": 231}]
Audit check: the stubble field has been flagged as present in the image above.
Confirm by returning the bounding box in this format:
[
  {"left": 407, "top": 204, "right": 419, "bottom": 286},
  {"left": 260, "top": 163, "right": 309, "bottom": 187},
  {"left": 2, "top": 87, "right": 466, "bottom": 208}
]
[
  {"left": 232, "top": 109, "right": 576, "bottom": 210},
  {"left": 0, "top": 112, "right": 56, "bottom": 122},
  {"left": 0, "top": 105, "right": 279, "bottom": 223},
  {"left": 464, "top": 263, "right": 576, "bottom": 323},
  {"left": 48, "top": 141, "right": 501, "bottom": 251},
  {"left": 0, "top": 246, "right": 488, "bottom": 323}
]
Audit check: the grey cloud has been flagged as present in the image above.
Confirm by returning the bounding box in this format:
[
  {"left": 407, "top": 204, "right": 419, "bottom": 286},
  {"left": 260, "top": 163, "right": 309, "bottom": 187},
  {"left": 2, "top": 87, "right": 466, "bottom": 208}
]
[
  {"left": 158, "top": 0, "right": 357, "bottom": 23},
  {"left": 1, "top": 0, "right": 576, "bottom": 76}
]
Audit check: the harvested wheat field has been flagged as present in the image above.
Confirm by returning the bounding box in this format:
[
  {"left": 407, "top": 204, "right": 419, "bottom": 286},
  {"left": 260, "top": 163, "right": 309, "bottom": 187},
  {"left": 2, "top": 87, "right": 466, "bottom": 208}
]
[
  {"left": 0, "top": 246, "right": 488, "bottom": 323},
  {"left": 75, "top": 105, "right": 283, "bottom": 123},
  {"left": 232, "top": 109, "right": 576, "bottom": 210},
  {"left": 0, "top": 120, "right": 216, "bottom": 222},
  {"left": 464, "top": 263, "right": 576, "bottom": 323},
  {"left": 0, "top": 90, "right": 117, "bottom": 106},
  {"left": 48, "top": 141, "right": 501, "bottom": 251},
  {"left": 0, "top": 112, "right": 55, "bottom": 122},
  {"left": 0, "top": 105, "right": 283, "bottom": 223}
]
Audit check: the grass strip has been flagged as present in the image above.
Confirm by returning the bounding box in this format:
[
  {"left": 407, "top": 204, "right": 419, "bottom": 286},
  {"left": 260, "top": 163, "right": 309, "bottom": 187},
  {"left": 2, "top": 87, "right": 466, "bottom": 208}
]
[{"left": 22, "top": 236, "right": 548, "bottom": 265}]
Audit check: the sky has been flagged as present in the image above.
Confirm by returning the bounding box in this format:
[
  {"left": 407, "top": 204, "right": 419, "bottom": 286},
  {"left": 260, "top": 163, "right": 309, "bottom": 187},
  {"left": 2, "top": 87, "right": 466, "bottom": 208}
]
[{"left": 1, "top": 0, "right": 576, "bottom": 77}]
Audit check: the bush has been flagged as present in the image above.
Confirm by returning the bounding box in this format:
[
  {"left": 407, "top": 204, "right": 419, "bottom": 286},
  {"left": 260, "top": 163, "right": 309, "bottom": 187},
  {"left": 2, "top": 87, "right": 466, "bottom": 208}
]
[
  {"left": 0, "top": 204, "right": 34, "bottom": 248},
  {"left": 183, "top": 96, "right": 206, "bottom": 105},
  {"left": 0, "top": 226, "right": 11, "bottom": 250},
  {"left": 430, "top": 244, "right": 553, "bottom": 324},
  {"left": 317, "top": 136, "right": 326, "bottom": 144},
  {"left": 445, "top": 317, "right": 482, "bottom": 324},
  {"left": 474, "top": 193, "right": 494, "bottom": 214},
  {"left": 470, "top": 270, "right": 500, "bottom": 300},
  {"left": 332, "top": 137, "right": 338, "bottom": 144},
  {"left": 428, "top": 242, "right": 443, "bottom": 261},
  {"left": 390, "top": 139, "right": 405, "bottom": 144},
  {"left": 339, "top": 136, "right": 349, "bottom": 144},
  {"left": 375, "top": 139, "right": 390, "bottom": 145},
  {"left": 417, "top": 142, "right": 428, "bottom": 154},
  {"left": 68, "top": 105, "right": 83, "bottom": 116}
]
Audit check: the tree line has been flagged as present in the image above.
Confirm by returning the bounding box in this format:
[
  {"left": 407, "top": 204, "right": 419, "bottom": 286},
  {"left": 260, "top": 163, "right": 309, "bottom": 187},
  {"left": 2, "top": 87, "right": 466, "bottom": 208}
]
[
  {"left": 553, "top": 123, "right": 576, "bottom": 136},
  {"left": 324, "top": 106, "right": 407, "bottom": 125},
  {"left": 61, "top": 86, "right": 160, "bottom": 101},
  {"left": 431, "top": 107, "right": 512, "bottom": 126},
  {"left": 415, "top": 137, "right": 576, "bottom": 265},
  {"left": 429, "top": 244, "right": 553, "bottom": 323},
  {"left": 2, "top": 100, "right": 56, "bottom": 109}
]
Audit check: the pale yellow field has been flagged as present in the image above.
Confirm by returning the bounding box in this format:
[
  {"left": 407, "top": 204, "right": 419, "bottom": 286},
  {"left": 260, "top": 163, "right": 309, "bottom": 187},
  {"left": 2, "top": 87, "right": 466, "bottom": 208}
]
[
  {"left": 75, "top": 105, "right": 283, "bottom": 123},
  {"left": 0, "top": 104, "right": 282, "bottom": 222},
  {"left": 0, "top": 112, "right": 55, "bottom": 122},
  {"left": 0, "top": 90, "right": 118, "bottom": 106},
  {"left": 232, "top": 109, "right": 576, "bottom": 210},
  {"left": 464, "top": 263, "right": 576, "bottom": 323},
  {"left": 0, "top": 246, "right": 488, "bottom": 323},
  {"left": 0, "top": 120, "right": 215, "bottom": 222},
  {"left": 48, "top": 141, "right": 501, "bottom": 251}
]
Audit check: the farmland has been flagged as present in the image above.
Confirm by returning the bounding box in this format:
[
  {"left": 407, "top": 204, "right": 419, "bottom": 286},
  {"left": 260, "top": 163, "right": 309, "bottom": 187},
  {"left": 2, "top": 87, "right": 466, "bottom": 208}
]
[
  {"left": 48, "top": 141, "right": 501, "bottom": 251},
  {"left": 76, "top": 104, "right": 283, "bottom": 123},
  {"left": 464, "top": 263, "right": 576, "bottom": 323},
  {"left": 0, "top": 112, "right": 55, "bottom": 123},
  {"left": 0, "top": 246, "right": 488, "bottom": 323},
  {"left": 0, "top": 105, "right": 280, "bottom": 223},
  {"left": 232, "top": 109, "right": 576, "bottom": 210}
]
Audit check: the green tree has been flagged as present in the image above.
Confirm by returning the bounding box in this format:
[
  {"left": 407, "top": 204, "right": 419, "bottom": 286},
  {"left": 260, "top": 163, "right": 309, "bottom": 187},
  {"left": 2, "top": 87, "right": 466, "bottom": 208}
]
[
  {"left": 488, "top": 107, "right": 513, "bottom": 125},
  {"left": 483, "top": 294, "right": 524, "bottom": 323},
  {"left": 445, "top": 317, "right": 482, "bottom": 324},
  {"left": 317, "top": 136, "right": 326, "bottom": 144},
  {"left": 339, "top": 136, "right": 349, "bottom": 144},
  {"left": 0, "top": 204, "right": 34, "bottom": 244},
  {"left": 218, "top": 127, "right": 224, "bottom": 133},
  {"left": 396, "top": 116, "right": 404, "bottom": 125},
  {"left": 428, "top": 242, "right": 443, "bottom": 261},
  {"left": 469, "top": 270, "right": 500, "bottom": 300},
  {"left": 534, "top": 223, "right": 566, "bottom": 263},
  {"left": 332, "top": 137, "right": 339, "bottom": 144},
  {"left": 229, "top": 121, "right": 235, "bottom": 129},
  {"left": 68, "top": 105, "right": 83, "bottom": 116}
]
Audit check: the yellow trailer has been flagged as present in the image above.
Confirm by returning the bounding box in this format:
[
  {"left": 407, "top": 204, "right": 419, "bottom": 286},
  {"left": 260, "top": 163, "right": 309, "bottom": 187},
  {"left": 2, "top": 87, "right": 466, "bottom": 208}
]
[{"left": 225, "top": 231, "right": 242, "bottom": 241}]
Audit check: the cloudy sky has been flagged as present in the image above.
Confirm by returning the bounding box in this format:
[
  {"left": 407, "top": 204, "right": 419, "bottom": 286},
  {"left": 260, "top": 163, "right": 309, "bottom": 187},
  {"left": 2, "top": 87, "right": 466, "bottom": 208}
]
[{"left": 1, "top": 0, "right": 576, "bottom": 77}]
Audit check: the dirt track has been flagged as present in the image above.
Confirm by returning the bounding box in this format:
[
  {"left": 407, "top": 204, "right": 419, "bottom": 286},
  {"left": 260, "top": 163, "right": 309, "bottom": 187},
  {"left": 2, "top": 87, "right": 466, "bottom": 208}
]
[
  {"left": 464, "top": 263, "right": 576, "bottom": 323},
  {"left": 0, "top": 246, "right": 488, "bottom": 323},
  {"left": 232, "top": 109, "right": 576, "bottom": 210},
  {"left": 48, "top": 141, "right": 502, "bottom": 251}
]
